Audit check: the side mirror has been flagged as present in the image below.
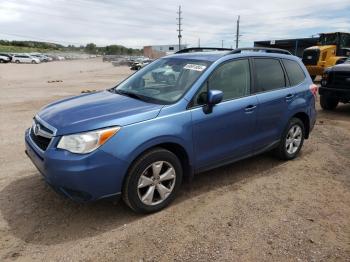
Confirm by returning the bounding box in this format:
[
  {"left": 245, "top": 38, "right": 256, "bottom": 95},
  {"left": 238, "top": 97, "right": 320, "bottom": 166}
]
[
  {"left": 208, "top": 90, "right": 223, "bottom": 105},
  {"left": 203, "top": 89, "right": 223, "bottom": 114}
]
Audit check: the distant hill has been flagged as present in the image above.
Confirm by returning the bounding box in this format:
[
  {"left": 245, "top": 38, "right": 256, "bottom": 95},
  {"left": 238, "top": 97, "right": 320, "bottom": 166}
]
[{"left": 0, "top": 40, "right": 142, "bottom": 55}]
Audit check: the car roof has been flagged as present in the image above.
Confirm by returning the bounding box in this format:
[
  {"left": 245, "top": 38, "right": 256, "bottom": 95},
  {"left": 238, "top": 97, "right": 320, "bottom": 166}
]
[
  {"left": 166, "top": 50, "right": 298, "bottom": 63},
  {"left": 167, "top": 51, "right": 230, "bottom": 62}
]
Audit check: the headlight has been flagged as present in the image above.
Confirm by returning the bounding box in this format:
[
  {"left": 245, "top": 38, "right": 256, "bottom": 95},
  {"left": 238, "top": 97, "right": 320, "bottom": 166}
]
[{"left": 57, "top": 126, "right": 120, "bottom": 154}]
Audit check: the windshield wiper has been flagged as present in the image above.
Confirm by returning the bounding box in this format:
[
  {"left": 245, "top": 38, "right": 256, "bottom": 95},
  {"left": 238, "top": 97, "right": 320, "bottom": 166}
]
[{"left": 113, "top": 89, "right": 146, "bottom": 101}]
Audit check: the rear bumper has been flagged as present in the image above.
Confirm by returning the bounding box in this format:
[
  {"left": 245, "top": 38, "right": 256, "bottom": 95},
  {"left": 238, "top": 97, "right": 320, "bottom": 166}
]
[{"left": 25, "top": 129, "right": 129, "bottom": 202}]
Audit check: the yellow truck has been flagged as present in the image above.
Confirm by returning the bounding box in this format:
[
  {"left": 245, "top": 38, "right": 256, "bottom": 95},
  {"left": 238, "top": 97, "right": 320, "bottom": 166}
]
[{"left": 302, "top": 32, "right": 350, "bottom": 80}]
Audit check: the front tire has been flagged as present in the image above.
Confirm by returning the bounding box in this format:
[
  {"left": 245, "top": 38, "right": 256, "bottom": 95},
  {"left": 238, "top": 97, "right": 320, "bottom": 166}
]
[
  {"left": 275, "top": 118, "right": 305, "bottom": 160},
  {"left": 320, "top": 95, "right": 338, "bottom": 110},
  {"left": 15, "top": 60, "right": 20, "bottom": 64},
  {"left": 122, "top": 148, "right": 183, "bottom": 213}
]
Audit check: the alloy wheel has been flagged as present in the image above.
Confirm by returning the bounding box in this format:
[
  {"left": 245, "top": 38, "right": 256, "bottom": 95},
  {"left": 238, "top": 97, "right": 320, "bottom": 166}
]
[
  {"left": 137, "top": 161, "right": 176, "bottom": 206},
  {"left": 285, "top": 125, "right": 302, "bottom": 155}
]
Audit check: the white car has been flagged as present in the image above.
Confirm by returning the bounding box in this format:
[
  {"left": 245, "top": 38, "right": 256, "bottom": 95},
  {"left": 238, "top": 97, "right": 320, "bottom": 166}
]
[
  {"left": 12, "top": 54, "right": 40, "bottom": 64},
  {"left": 0, "top": 53, "right": 11, "bottom": 63}
]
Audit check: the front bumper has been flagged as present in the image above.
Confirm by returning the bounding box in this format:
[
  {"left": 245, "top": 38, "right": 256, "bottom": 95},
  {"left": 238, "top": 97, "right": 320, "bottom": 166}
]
[
  {"left": 319, "top": 86, "right": 350, "bottom": 100},
  {"left": 25, "top": 128, "right": 129, "bottom": 202}
]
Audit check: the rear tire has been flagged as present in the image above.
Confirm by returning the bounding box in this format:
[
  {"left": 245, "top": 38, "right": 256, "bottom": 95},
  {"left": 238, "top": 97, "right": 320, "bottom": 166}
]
[
  {"left": 320, "top": 95, "right": 338, "bottom": 110},
  {"left": 122, "top": 148, "right": 183, "bottom": 213},
  {"left": 275, "top": 118, "right": 305, "bottom": 160}
]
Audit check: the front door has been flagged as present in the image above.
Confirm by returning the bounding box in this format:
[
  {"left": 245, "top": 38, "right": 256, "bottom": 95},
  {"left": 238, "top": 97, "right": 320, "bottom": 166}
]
[{"left": 190, "top": 59, "right": 258, "bottom": 171}]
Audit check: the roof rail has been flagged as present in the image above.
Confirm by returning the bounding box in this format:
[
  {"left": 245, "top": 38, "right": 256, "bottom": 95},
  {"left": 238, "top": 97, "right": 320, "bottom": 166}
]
[
  {"left": 230, "top": 47, "right": 292, "bottom": 55},
  {"left": 175, "top": 47, "right": 233, "bottom": 54}
]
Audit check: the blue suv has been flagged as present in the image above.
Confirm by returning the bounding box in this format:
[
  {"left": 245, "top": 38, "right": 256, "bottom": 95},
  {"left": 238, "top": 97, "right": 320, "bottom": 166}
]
[{"left": 25, "top": 48, "right": 317, "bottom": 213}]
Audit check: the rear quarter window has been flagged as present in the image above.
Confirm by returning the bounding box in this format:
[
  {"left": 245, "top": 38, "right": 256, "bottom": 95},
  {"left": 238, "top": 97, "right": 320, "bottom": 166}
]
[{"left": 282, "top": 59, "right": 306, "bottom": 86}]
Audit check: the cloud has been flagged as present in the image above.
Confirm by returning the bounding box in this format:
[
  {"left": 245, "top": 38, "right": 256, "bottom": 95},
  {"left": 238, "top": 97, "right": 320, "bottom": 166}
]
[{"left": 0, "top": 0, "right": 349, "bottom": 48}]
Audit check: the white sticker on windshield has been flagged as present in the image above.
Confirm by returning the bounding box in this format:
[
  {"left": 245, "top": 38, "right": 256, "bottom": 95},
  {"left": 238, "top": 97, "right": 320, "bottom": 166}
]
[{"left": 184, "top": 64, "right": 206, "bottom": 71}]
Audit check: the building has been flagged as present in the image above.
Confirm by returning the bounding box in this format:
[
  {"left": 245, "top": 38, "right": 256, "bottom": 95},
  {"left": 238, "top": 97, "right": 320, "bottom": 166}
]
[
  {"left": 143, "top": 44, "right": 187, "bottom": 59},
  {"left": 254, "top": 37, "right": 319, "bottom": 57}
]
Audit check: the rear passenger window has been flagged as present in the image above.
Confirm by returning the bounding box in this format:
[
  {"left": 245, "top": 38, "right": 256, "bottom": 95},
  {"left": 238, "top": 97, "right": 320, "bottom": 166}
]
[
  {"left": 282, "top": 59, "right": 306, "bottom": 86},
  {"left": 254, "top": 58, "right": 286, "bottom": 92}
]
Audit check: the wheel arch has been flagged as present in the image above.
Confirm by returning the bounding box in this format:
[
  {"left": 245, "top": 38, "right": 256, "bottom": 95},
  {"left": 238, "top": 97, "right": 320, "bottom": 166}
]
[
  {"left": 292, "top": 112, "right": 310, "bottom": 139},
  {"left": 122, "top": 140, "right": 194, "bottom": 191}
]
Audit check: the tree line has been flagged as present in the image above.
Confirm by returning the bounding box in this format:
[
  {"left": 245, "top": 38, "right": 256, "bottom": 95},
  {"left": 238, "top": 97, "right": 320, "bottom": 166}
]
[
  {"left": 84, "top": 43, "right": 142, "bottom": 55},
  {"left": 0, "top": 40, "right": 142, "bottom": 55}
]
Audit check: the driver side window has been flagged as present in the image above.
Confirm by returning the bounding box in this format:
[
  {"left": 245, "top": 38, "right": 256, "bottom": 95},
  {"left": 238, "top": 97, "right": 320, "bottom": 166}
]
[{"left": 194, "top": 59, "right": 251, "bottom": 106}]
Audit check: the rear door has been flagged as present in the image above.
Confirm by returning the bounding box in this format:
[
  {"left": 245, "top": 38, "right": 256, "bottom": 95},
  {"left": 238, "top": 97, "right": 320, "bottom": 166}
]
[{"left": 253, "top": 57, "right": 294, "bottom": 152}]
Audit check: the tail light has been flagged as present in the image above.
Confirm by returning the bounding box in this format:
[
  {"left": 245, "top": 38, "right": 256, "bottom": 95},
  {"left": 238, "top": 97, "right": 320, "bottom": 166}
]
[{"left": 309, "top": 84, "right": 318, "bottom": 98}]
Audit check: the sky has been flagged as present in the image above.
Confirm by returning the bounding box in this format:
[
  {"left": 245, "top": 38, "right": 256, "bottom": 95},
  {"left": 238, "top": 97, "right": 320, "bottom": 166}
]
[{"left": 0, "top": 0, "right": 350, "bottom": 48}]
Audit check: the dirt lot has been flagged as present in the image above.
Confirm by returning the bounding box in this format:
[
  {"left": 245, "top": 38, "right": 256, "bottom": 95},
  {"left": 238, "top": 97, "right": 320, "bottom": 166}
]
[{"left": 0, "top": 59, "right": 349, "bottom": 261}]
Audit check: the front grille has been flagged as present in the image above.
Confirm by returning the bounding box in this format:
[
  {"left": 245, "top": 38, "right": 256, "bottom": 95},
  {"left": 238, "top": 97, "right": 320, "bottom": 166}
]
[
  {"left": 332, "top": 72, "right": 350, "bottom": 88},
  {"left": 302, "top": 49, "right": 320, "bottom": 66},
  {"left": 33, "top": 118, "right": 54, "bottom": 136},
  {"left": 30, "top": 128, "right": 52, "bottom": 151},
  {"left": 29, "top": 117, "right": 55, "bottom": 151}
]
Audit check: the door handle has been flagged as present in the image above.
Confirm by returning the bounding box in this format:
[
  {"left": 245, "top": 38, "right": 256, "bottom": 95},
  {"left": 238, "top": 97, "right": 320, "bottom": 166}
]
[
  {"left": 285, "top": 94, "right": 294, "bottom": 101},
  {"left": 245, "top": 105, "right": 257, "bottom": 112}
]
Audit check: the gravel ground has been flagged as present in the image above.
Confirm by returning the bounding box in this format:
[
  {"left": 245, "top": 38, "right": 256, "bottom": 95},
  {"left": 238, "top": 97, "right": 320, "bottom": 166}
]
[{"left": 0, "top": 59, "right": 349, "bottom": 261}]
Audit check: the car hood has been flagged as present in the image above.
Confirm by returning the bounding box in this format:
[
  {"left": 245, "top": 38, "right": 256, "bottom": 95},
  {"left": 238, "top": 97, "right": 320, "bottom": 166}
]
[
  {"left": 37, "top": 90, "right": 163, "bottom": 136},
  {"left": 328, "top": 63, "right": 350, "bottom": 72}
]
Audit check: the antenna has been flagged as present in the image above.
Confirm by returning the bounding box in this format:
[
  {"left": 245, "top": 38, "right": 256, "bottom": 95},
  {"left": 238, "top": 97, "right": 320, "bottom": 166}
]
[{"left": 177, "top": 5, "right": 183, "bottom": 51}]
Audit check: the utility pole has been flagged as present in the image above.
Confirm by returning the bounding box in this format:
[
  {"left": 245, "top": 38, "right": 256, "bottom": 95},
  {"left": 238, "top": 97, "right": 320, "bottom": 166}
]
[
  {"left": 235, "top": 15, "right": 240, "bottom": 48},
  {"left": 222, "top": 40, "right": 224, "bottom": 48},
  {"left": 198, "top": 38, "right": 201, "bottom": 47},
  {"left": 177, "top": 5, "right": 183, "bottom": 51}
]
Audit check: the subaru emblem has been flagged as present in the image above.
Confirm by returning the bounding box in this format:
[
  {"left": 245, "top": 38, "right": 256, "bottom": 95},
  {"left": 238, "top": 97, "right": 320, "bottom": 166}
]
[{"left": 33, "top": 124, "right": 40, "bottom": 136}]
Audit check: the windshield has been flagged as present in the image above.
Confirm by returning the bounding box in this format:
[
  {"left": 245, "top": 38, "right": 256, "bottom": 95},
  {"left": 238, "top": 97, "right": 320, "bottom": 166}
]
[{"left": 114, "top": 58, "right": 211, "bottom": 104}]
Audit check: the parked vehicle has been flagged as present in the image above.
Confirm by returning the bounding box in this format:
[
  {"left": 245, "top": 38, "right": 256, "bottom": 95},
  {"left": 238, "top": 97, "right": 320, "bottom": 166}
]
[
  {"left": 31, "top": 54, "right": 52, "bottom": 62},
  {"left": 12, "top": 54, "right": 40, "bottom": 64},
  {"left": 130, "top": 59, "right": 153, "bottom": 70},
  {"left": 152, "top": 65, "right": 180, "bottom": 84},
  {"left": 0, "top": 53, "right": 11, "bottom": 63},
  {"left": 103, "top": 55, "right": 121, "bottom": 62},
  {"left": 302, "top": 32, "right": 350, "bottom": 80},
  {"left": 319, "top": 57, "right": 350, "bottom": 110},
  {"left": 25, "top": 48, "right": 317, "bottom": 213}
]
